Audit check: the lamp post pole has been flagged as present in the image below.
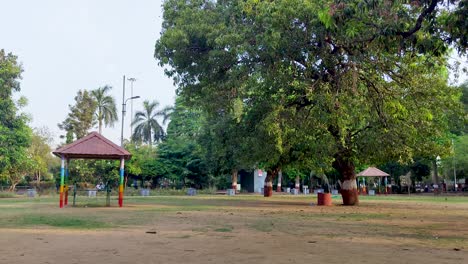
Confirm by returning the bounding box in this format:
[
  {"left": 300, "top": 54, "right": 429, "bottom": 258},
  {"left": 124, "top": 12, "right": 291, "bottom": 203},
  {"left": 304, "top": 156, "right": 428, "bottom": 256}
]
[
  {"left": 121, "top": 75, "right": 126, "bottom": 147},
  {"left": 127, "top": 77, "right": 136, "bottom": 138},
  {"left": 120, "top": 75, "right": 141, "bottom": 147}
]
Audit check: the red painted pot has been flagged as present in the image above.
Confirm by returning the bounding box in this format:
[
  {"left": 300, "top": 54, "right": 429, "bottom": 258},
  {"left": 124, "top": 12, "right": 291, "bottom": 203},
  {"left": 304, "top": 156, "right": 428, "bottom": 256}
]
[{"left": 317, "top": 193, "right": 332, "bottom": 206}]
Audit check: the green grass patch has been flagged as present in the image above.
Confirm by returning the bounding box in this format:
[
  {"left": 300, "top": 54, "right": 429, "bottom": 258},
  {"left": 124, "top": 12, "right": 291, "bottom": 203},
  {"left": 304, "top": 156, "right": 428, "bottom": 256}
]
[
  {"left": 214, "top": 226, "right": 233, "bottom": 232},
  {"left": 359, "top": 195, "right": 468, "bottom": 203},
  {"left": 178, "top": 235, "right": 192, "bottom": 238},
  {"left": 16, "top": 214, "right": 112, "bottom": 229}
]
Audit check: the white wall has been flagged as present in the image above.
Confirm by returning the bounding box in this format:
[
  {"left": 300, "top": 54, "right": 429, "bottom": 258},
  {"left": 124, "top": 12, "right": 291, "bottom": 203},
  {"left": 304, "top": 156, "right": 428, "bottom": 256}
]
[{"left": 254, "top": 169, "right": 267, "bottom": 193}]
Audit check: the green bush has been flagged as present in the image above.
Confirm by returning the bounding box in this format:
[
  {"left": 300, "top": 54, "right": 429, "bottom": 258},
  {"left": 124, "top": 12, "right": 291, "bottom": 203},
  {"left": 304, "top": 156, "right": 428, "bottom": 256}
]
[
  {"left": 122, "top": 187, "right": 218, "bottom": 196},
  {"left": 0, "top": 192, "right": 16, "bottom": 198}
]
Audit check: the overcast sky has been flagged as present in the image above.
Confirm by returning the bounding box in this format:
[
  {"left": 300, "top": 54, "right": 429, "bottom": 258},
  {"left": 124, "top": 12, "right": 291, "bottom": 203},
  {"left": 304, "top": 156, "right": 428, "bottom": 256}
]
[
  {"left": 1, "top": 0, "right": 175, "bottom": 146},
  {"left": 1, "top": 1, "right": 467, "bottom": 148}
]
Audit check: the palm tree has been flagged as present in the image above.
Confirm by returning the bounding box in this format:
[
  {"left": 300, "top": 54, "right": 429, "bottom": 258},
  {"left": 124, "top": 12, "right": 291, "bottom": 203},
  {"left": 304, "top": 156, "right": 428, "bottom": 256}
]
[
  {"left": 159, "top": 105, "right": 174, "bottom": 126},
  {"left": 91, "top": 85, "right": 118, "bottom": 134},
  {"left": 132, "top": 100, "right": 166, "bottom": 145}
]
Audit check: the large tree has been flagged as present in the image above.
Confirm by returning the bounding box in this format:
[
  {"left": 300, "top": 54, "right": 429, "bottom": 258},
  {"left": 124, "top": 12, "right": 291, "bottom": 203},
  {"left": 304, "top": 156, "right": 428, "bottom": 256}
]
[
  {"left": 155, "top": 0, "right": 465, "bottom": 205},
  {"left": 0, "top": 49, "right": 32, "bottom": 185},
  {"left": 91, "top": 85, "right": 118, "bottom": 135},
  {"left": 29, "top": 127, "right": 55, "bottom": 184},
  {"left": 58, "top": 89, "right": 97, "bottom": 142},
  {"left": 156, "top": 98, "right": 210, "bottom": 188}
]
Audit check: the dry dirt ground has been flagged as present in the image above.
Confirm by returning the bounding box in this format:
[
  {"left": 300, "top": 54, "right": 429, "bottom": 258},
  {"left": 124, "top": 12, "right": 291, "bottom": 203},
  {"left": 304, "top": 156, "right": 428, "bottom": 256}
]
[{"left": 1, "top": 195, "right": 467, "bottom": 264}]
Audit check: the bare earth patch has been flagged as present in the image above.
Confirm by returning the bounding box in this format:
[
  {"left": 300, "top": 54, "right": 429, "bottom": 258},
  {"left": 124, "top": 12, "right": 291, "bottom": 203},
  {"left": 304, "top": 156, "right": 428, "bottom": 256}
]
[{"left": 0, "top": 195, "right": 467, "bottom": 264}]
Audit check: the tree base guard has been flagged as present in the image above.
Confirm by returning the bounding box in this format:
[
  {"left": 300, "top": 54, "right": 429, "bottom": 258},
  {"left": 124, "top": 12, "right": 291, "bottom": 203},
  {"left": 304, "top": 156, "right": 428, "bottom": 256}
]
[{"left": 340, "top": 189, "right": 359, "bottom": 205}]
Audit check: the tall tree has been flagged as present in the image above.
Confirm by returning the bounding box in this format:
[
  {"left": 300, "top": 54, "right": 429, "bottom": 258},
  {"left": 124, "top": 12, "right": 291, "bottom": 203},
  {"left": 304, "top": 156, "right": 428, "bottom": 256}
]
[
  {"left": 91, "top": 85, "right": 118, "bottom": 135},
  {"left": 156, "top": 99, "right": 211, "bottom": 188},
  {"left": 58, "top": 89, "right": 97, "bottom": 142},
  {"left": 0, "top": 49, "right": 32, "bottom": 183},
  {"left": 132, "top": 100, "right": 165, "bottom": 145},
  {"left": 29, "top": 127, "right": 54, "bottom": 184},
  {"left": 155, "top": 0, "right": 466, "bottom": 205}
]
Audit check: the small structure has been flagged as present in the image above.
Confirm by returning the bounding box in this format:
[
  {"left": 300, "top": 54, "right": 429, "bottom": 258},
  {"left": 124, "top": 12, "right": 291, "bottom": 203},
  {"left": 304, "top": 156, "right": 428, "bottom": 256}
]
[
  {"left": 357, "top": 167, "right": 391, "bottom": 194},
  {"left": 53, "top": 132, "right": 131, "bottom": 208},
  {"left": 237, "top": 169, "right": 267, "bottom": 193}
]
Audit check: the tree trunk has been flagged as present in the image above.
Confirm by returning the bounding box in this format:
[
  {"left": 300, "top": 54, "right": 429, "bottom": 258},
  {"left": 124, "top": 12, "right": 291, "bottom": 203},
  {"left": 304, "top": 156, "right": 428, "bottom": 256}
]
[
  {"left": 276, "top": 170, "right": 282, "bottom": 192},
  {"left": 231, "top": 169, "right": 238, "bottom": 192},
  {"left": 99, "top": 119, "right": 103, "bottom": 134},
  {"left": 36, "top": 171, "right": 41, "bottom": 185},
  {"left": 9, "top": 181, "right": 19, "bottom": 192},
  {"left": 332, "top": 155, "right": 359, "bottom": 205},
  {"left": 295, "top": 175, "right": 300, "bottom": 191},
  {"left": 264, "top": 167, "right": 279, "bottom": 197}
]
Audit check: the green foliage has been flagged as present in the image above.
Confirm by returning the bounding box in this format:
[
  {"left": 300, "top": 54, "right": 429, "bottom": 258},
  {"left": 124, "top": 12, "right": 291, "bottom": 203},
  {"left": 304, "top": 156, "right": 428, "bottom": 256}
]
[
  {"left": 125, "top": 143, "right": 160, "bottom": 185},
  {"left": 440, "top": 134, "right": 468, "bottom": 179},
  {"left": 0, "top": 49, "right": 32, "bottom": 186},
  {"left": 58, "top": 89, "right": 97, "bottom": 142},
  {"left": 155, "top": 0, "right": 465, "bottom": 186},
  {"left": 154, "top": 98, "right": 216, "bottom": 188},
  {"left": 29, "top": 127, "right": 56, "bottom": 183},
  {"left": 64, "top": 159, "right": 119, "bottom": 187}
]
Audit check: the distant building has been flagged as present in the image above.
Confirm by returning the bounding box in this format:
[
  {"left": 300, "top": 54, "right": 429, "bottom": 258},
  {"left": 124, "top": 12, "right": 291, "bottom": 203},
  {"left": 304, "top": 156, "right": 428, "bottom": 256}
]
[{"left": 239, "top": 169, "right": 266, "bottom": 193}]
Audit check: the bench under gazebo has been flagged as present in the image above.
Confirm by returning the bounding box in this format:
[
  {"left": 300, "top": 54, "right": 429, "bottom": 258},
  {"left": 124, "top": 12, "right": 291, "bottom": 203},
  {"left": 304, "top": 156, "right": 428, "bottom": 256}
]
[{"left": 52, "top": 132, "right": 132, "bottom": 208}]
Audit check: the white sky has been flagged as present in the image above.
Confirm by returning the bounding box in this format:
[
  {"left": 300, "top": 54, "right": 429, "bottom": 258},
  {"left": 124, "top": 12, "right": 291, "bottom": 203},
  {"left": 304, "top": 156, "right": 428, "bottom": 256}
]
[
  {"left": 1, "top": 1, "right": 466, "bottom": 148},
  {"left": 0, "top": 0, "right": 176, "bottom": 146}
]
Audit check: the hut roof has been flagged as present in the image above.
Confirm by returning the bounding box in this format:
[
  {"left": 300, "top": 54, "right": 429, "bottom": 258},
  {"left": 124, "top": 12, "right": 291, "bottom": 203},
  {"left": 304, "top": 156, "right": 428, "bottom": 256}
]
[
  {"left": 53, "top": 132, "right": 131, "bottom": 160},
  {"left": 357, "top": 167, "right": 390, "bottom": 177}
]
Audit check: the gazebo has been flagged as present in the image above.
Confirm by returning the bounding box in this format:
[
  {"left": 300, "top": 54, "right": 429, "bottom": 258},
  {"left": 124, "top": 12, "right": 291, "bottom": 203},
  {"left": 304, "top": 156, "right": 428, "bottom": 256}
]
[
  {"left": 357, "top": 167, "right": 391, "bottom": 194},
  {"left": 52, "top": 132, "right": 132, "bottom": 208}
]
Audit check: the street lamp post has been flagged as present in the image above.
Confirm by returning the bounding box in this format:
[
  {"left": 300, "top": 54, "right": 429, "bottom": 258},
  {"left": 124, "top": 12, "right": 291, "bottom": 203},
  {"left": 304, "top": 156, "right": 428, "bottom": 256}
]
[
  {"left": 127, "top": 77, "right": 137, "bottom": 138},
  {"left": 121, "top": 75, "right": 140, "bottom": 147}
]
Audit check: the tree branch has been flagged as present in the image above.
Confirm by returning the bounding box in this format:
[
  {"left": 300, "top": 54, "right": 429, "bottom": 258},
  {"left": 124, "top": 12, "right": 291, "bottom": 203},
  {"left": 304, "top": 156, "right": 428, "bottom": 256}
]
[{"left": 396, "top": 0, "right": 439, "bottom": 38}]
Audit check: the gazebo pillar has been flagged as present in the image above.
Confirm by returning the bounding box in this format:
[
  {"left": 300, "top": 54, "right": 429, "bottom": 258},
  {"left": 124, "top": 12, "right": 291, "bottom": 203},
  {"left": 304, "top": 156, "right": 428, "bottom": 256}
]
[
  {"left": 363, "top": 177, "right": 366, "bottom": 195},
  {"left": 384, "top": 176, "right": 388, "bottom": 195},
  {"left": 64, "top": 159, "right": 70, "bottom": 206},
  {"left": 119, "top": 158, "right": 125, "bottom": 207},
  {"left": 59, "top": 155, "right": 65, "bottom": 208}
]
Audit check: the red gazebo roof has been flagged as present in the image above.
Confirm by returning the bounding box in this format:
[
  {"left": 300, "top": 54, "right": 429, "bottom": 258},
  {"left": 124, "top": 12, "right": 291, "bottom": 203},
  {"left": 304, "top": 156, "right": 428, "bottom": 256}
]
[
  {"left": 357, "top": 167, "right": 390, "bottom": 177},
  {"left": 53, "top": 132, "right": 131, "bottom": 160}
]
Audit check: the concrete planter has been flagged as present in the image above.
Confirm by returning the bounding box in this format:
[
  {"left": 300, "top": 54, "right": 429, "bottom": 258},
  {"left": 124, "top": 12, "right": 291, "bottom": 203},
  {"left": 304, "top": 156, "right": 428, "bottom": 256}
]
[
  {"left": 140, "top": 189, "right": 150, "bottom": 196},
  {"left": 87, "top": 189, "right": 97, "bottom": 197},
  {"left": 187, "top": 188, "right": 197, "bottom": 196},
  {"left": 27, "top": 189, "right": 36, "bottom": 197},
  {"left": 317, "top": 193, "right": 332, "bottom": 206}
]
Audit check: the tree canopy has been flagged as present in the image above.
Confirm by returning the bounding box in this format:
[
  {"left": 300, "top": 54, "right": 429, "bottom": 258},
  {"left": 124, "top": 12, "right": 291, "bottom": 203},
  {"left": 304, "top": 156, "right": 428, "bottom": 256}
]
[
  {"left": 0, "top": 49, "right": 32, "bottom": 185},
  {"left": 155, "top": 0, "right": 466, "bottom": 204},
  {"left": 58, "top": 89, "right": 97, "bottom": 143}
]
